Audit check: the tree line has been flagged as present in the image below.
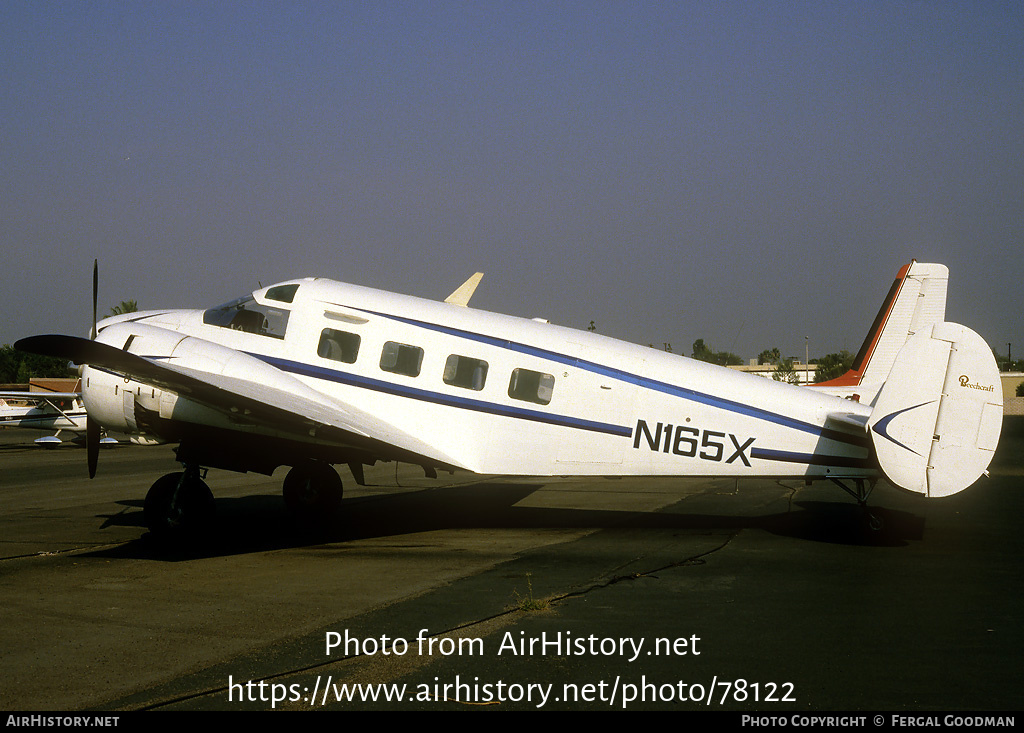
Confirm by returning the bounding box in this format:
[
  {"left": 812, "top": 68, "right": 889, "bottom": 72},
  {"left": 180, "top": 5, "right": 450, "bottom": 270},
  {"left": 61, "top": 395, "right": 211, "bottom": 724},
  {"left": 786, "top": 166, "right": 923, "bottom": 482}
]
[
  {"left": 1, "top": 301, "right": 138, "bottom": 384},
  {"left": 688, "top": 340, "right": 855, "bottom": 384},
  {"left": 0, "top": 345, "right": 69, "bottom": 384}
]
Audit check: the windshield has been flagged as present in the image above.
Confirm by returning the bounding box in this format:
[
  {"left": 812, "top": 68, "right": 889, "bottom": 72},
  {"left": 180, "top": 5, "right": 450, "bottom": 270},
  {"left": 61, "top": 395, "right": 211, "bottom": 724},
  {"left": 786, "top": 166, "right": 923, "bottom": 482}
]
[{"left": 202, "top": 295, "right": 290, "bottom": 339}]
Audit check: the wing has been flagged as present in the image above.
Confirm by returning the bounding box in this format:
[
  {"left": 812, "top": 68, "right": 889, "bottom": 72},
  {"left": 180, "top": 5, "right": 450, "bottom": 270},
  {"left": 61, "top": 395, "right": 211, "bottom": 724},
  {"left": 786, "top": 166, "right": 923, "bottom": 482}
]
[
  {"left": 0, "top": 391, "right": 82, "bottom": 401},
  {"left": 15, "top": 334, "right": 464, "bottom": 470}
]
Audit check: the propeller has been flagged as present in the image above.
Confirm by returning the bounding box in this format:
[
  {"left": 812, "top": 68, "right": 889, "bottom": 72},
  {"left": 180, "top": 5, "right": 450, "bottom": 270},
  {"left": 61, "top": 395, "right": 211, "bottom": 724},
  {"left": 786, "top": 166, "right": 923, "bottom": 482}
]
[
  {"left": 91, "top": 259, "right": 98, "bottom": 340},
  {"left": 87, "top": 415, "right": 100, "bottom": 479},
  {"left": 87, "top": 259, "right": 99, "bottom": 478}
]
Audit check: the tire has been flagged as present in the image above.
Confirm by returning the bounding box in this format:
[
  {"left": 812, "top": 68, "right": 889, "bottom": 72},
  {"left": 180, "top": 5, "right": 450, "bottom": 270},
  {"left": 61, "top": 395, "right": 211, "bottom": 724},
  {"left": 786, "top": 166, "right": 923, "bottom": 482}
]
[
  {"left": 144, "top": 471, "right": 215, "bottom": 539},
  {"left": 283, "top": 461, "right": 344, "bottom": 519}
]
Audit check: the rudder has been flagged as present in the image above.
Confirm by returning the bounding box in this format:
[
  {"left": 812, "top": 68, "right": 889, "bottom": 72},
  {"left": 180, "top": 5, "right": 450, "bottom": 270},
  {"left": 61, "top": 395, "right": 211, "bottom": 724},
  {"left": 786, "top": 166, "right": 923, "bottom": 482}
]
[{"left": 817, "top": 261, "right": 948, "bottom": 398}]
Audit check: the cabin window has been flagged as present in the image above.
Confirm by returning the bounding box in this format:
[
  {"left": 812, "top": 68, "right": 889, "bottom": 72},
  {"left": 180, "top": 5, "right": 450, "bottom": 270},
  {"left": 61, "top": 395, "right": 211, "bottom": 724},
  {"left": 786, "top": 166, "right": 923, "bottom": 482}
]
[
  {"left": 318, "top": 329, "right": 360, "bottom": 363},
  {"left": 443, "top": 355, "right": 488, "bottom": 391},
  {"left": 508, "top": 368, "right": 554, "bottom": 405},
  {"left": 202, "top": 296, "right": 290, "bottom": 339},
  {"left": 380, "top": 342, "right": 423, "bottom": 377}
]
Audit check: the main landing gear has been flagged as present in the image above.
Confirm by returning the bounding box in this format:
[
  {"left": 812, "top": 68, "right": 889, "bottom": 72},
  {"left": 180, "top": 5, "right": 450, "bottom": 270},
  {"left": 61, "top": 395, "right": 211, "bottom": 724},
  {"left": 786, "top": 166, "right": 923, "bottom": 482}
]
[
  {"left": 144, "top": 465, "right": 215, "bottom": 539},
  {"left": 143, "top": 459, "right": 345, "bottom": 540},
  {"left": 828, "top": 477, "right": 884, "bottom": 531},
  {"left": 282, "top": 460, "right": 344, "bottom": 521}
]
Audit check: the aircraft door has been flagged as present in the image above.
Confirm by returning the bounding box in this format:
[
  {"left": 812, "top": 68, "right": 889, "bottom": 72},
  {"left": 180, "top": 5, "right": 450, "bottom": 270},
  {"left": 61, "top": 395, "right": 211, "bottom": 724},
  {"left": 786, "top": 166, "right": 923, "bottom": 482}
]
[{"left": 555, "top": 345, "right": 642, "bottom": 470}]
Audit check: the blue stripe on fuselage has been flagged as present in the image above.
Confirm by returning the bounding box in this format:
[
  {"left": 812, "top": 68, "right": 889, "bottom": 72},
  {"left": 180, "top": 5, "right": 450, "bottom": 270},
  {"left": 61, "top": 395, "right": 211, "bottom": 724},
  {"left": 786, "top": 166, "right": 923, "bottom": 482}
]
[
  {"left": 340, "top": 305, "right": 867, "bottom": 448},
  {"left": 253, "top": 353, "right": 633, "bottom": 438}
]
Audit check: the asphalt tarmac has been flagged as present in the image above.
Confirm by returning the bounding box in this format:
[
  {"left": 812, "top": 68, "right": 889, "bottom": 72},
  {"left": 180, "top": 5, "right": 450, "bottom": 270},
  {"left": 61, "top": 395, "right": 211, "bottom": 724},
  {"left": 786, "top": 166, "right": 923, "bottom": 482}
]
[{"left": 1, "top": 421, "right": 1021, "bottom": 712}]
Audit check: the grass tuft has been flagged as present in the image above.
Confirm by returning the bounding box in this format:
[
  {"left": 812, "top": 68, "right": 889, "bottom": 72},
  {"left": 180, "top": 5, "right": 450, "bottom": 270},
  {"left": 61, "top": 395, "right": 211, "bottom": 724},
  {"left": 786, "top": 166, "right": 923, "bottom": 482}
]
[{"left": 514, "top": 572, "right": 549, "bottom": 612}]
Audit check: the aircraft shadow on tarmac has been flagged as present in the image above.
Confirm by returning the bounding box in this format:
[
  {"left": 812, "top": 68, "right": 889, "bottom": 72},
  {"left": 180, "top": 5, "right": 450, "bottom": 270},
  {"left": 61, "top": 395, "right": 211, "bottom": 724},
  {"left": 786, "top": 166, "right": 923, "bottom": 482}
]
[{"left": 85, "top": 479, "right": 925, "bottom": 561}]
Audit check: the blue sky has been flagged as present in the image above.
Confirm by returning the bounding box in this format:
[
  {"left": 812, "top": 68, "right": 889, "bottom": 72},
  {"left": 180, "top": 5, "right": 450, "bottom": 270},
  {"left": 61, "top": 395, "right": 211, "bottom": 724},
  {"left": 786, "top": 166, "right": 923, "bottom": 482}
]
[{"left": 3, "top": 1, "right": 1021, "bottom": 362}]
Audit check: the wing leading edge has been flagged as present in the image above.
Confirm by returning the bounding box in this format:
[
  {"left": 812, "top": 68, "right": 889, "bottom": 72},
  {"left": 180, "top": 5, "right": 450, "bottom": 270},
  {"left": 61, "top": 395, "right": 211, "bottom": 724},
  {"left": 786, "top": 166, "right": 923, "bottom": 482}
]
[{"left": 15, "top": 333, "right": 464, "bottom": 471}]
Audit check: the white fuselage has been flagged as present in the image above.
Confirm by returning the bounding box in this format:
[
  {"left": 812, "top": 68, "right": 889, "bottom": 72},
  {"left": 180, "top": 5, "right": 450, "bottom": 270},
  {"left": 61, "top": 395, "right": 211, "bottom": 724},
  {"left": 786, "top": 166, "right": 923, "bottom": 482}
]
[{"left": 84, "top": 278, "right": 875, "bottom": 480}]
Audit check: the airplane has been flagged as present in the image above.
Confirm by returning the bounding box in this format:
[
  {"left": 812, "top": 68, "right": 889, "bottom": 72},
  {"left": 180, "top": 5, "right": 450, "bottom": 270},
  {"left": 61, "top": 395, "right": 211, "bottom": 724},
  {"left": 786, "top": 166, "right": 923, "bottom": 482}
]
[
  {"left": 0, "top": 383, "right": 147, "bottom": 446},
  {"left": 15, "top": 262, "right": 1002, "bottom": 539},
  {"left": 0, "top": 388, "right": 90, "bottom": 445}
]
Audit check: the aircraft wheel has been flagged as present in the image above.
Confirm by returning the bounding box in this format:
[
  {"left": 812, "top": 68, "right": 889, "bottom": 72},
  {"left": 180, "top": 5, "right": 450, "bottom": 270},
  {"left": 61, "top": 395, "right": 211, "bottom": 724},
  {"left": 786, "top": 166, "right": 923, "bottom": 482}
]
[
  {"left": 283, "top": 461, "right": 344, "bottom": 519},
  {"left": 144, "top": 471, "right": 215, "bottom": 539}
]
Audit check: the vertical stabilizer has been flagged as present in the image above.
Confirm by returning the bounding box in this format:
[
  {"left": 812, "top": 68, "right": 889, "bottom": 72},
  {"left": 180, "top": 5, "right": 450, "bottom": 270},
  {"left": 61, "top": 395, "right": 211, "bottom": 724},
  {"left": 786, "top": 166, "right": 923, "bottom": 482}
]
[{"left": 815, "top": 261, "right": 948, "bottom": 400}]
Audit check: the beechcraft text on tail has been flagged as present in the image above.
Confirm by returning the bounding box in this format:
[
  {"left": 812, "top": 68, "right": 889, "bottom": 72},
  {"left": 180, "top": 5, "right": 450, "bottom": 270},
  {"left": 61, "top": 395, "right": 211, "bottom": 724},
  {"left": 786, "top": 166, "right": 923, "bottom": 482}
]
[{"left": 16, "top": 263, "right": 1002, "bottom": 539}]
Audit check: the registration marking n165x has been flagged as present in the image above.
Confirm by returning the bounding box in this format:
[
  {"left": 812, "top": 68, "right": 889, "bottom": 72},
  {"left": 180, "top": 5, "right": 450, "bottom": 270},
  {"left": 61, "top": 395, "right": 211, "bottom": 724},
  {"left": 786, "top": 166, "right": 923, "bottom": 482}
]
[{"left": 633, "top": 419, "right": 755, "bottom": 466}]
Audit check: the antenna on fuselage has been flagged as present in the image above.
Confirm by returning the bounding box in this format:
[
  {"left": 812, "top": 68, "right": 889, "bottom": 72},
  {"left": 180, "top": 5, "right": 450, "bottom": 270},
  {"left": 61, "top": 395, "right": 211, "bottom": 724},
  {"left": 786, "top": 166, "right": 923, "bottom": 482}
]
[{"left": 445, "top": 272, "right": 484, "bottom": 307}]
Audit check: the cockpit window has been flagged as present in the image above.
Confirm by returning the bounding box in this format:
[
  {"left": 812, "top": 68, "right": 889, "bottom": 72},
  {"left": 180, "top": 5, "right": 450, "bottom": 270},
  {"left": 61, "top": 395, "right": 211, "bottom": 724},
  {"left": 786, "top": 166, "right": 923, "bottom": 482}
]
[
  {"left": 203, "top": 296, "right": 290, "bottom": 339},
  {"left": 265, "top": 284, "right": 299, "bottom": 303}
]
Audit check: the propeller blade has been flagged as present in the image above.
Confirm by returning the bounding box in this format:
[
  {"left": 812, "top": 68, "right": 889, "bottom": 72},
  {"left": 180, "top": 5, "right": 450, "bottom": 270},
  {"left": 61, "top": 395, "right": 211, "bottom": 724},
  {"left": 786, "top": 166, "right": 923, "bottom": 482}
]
[
  {"left": 91, "top": 259, "right": 98, "bottom": 340},
  {"left": 83, "top": 261, "right": 100, "bottom": 478},
  {"left": 87, "top": 416, "right": 99, "bottom": 479}
]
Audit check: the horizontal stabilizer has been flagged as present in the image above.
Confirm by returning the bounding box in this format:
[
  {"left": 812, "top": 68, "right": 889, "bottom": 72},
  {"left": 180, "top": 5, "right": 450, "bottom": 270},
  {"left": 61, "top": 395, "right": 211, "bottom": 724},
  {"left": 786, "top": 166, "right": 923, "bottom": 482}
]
[{"left": 867, "top": 322, "right": 1002, "bottom": 497}]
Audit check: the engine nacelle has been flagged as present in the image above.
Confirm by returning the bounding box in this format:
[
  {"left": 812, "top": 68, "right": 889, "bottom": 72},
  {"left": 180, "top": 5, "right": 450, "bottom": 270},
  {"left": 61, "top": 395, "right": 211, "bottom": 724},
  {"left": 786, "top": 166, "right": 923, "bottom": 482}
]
[
  {"left": 82, "top": 321, "right": 326, "bottom": 439},
  {"left": 82, "top": 364, "right": 164, "bottom": 434}
]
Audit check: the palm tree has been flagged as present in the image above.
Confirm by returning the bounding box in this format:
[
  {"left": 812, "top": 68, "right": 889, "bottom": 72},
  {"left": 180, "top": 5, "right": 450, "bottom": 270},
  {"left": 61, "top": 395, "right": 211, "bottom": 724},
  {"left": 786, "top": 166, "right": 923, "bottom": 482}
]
[{"left": 107, "top": 300, "right": 138, "bottom": 316}]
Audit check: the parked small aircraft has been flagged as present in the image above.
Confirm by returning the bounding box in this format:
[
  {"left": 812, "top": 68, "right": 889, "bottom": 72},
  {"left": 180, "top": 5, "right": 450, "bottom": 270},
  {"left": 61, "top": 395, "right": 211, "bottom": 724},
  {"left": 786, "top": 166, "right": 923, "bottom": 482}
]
[
  {"left": 0, "top": 389, "right": 90, "bottom": 444},
  {"left": 16, "top": 262, "right": 1002, "bottom": 538}
]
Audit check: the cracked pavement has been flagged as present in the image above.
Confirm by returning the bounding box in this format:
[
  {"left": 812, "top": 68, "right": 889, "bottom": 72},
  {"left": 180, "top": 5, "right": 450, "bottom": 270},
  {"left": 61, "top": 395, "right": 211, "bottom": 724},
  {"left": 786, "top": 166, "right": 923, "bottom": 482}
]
[{"left": 1, "top": 423, "right": 1021, "bottom": 711}]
